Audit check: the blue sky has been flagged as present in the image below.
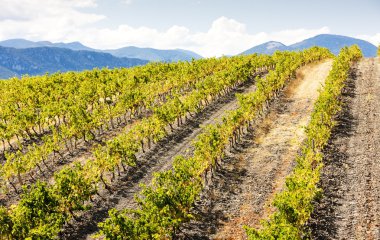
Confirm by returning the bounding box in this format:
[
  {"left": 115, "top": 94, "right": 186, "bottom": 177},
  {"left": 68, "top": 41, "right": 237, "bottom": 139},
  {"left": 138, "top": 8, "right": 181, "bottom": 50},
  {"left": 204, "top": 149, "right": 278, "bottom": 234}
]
[
  {"left": 94, "top": 0, "right": 380, "bottom": 35},
  {"left": 1, "top": 0, "right": 379, "bottom": 56}
]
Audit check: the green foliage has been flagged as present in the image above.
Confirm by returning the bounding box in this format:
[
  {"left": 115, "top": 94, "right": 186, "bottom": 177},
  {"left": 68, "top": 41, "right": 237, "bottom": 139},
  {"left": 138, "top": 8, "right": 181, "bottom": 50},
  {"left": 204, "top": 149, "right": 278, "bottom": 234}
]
[
  {"left": 0, "top": 207, "right": 12, "bottom": 239},
  {"left": 10, "top": 181, "right": 65, "bottom": 239},
  {"left": 0, "top": 53, "right": 275, "bottom": 239},
  {"left": 245, "top": 45, "right": 362, "bottom": 239},
  {"left": 97, "top": 47, "right": 332, "bottom": 239},
  {"left": 53, "top": 163, "right": 95, "bottom": 216}
]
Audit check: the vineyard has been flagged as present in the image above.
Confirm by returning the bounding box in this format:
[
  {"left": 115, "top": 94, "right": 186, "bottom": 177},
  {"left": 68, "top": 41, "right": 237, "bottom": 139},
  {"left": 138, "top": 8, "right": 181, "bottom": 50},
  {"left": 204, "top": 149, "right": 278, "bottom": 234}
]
[{"left": 0, "top": 45, "right": 378, "bottom": 240}]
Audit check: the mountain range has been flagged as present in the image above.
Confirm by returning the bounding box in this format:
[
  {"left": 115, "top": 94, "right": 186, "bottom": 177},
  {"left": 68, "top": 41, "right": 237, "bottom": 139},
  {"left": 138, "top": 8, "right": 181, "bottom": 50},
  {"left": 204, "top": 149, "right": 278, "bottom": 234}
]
[
  {"left": 0, "top": 46, "right": 147, "bottom": 79},
  {"left": 241, "top": 34, "right": 378, "bottom": 57},
  {"left": 0, "top": 34, "right": 377, "bottom": 79},
  {"left": 0, "top": 39, "right": 202, "bottom": 62},
  {"left": 0, "top": 39, "right": 203, "bottom": 79}
]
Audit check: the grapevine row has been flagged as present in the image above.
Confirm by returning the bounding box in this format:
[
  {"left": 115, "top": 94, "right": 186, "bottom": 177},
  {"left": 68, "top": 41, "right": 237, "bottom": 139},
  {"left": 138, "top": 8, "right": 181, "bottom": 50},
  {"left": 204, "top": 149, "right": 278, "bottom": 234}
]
[{"left": 0, "top": 58, "right": 229, "bottom": 157}]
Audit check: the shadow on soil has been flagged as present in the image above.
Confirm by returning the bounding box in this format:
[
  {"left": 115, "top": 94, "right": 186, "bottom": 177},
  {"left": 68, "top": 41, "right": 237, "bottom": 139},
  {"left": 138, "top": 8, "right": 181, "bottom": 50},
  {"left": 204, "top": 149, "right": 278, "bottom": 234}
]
[{"left": 178, "top": 131, "right": 254, "bottom": 240}]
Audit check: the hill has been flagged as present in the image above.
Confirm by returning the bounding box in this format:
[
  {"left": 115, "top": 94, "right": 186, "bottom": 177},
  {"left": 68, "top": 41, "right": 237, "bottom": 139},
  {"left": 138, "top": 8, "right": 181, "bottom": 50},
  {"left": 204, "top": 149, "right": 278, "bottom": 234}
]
[
  {"left": 241, "top": 41, "right": 288, "bottom": 55},
  {"left": 0, "top": 46, "right": 147, "bottom": 79},
  {"left": 290, "top": 34, "right": 377, "bottom": 57},
  {"left": 105, "top": 46, "right": 203, "bottom": 62},
  {"left": 241, "top": 34, "right": 377, "bottom": 57}
]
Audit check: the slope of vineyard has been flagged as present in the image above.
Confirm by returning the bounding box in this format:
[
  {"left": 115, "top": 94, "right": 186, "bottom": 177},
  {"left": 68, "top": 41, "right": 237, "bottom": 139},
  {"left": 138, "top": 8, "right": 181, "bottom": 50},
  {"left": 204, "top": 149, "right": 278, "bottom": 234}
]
[
  {"left": 96, "top": 47, "right": 331, "bottom": 239},
  {"left": 0, "top": 54, "right": 274, "bottom": 239},
  {"left": 3, "top": 46, "right": 371, "bottom": 240}
]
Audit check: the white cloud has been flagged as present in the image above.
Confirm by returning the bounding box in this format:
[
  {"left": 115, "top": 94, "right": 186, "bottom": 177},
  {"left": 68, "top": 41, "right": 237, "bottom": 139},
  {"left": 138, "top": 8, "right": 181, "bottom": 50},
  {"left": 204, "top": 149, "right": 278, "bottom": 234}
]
[
  {"left": 122, "top": 0, "right": 133, "bottom": 5},
  {"left": 0, "top": 0, "right": 98, "bottom": 20},
  {"left": 63, "top": 17, "right": 330, "bottom": 57},
  {"left": 0, "top": 2, "right": 333, "bottom": 57},
  {"left": 186, "top": 18, "right": 330, "bottom": 56},
  {"left": 0, "top": 0, "right": 104, "bottom": 41},
  {"left": 356, "top": 33, "right": 380, "bottom": 46}
]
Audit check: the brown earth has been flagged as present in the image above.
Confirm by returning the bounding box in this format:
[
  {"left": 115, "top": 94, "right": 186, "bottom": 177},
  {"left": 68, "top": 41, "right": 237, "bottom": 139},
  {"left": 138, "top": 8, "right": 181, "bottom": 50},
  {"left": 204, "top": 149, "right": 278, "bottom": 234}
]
[
  {"left": 308, "top": 57, "right": 380, "bottom": 240},
  {"left": 179, "top": 60, "right": 333, "bottom": 239}
]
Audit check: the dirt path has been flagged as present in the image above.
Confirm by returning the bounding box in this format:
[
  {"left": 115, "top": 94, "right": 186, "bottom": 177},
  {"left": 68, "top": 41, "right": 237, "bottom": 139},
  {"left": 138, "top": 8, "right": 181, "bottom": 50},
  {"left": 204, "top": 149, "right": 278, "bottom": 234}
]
[
  {"left": 59, "top": 75, "right": 261, "bottom": 239},
  {"left": 180, "top": 60, "right": 333, "bottom": 239},
  {"left": 309, "top": 57, "right": 380, "bottom": 240}
]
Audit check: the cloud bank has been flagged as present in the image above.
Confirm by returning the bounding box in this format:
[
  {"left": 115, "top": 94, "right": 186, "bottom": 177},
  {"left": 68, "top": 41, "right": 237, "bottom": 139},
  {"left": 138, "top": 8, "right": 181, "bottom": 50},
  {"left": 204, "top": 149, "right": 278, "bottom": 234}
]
[{"left": 0, "top": 0, "right": 378, "bottom": 57}]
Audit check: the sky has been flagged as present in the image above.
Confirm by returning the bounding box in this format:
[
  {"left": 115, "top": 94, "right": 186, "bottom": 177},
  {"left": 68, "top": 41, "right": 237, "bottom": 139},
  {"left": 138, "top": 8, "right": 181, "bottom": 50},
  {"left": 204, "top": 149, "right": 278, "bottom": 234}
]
[{"left": 0, "top": 0, "right": 379, "bottom": 57}]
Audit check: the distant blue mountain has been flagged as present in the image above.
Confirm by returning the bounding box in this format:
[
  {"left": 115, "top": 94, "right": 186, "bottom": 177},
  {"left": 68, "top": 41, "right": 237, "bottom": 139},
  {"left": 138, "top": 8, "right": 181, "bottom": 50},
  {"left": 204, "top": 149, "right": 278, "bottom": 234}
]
[
  {"left": 105, "top": 46, "right": 203, "bottom": 62},
  {"left": 0, "top": 39, "right": 94, "bottom": 51},
  {"left": 241, "top": 34, "right": 377, "bottom": 57},
  {"left": 0, "top": 65, "right": 16, "bottom": 79},
  {"left": 0, "top": 46, "right": 147, "bottom": 79},
  {"left": 0, "top": 39, "right": 204, "bottom": 79}
]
